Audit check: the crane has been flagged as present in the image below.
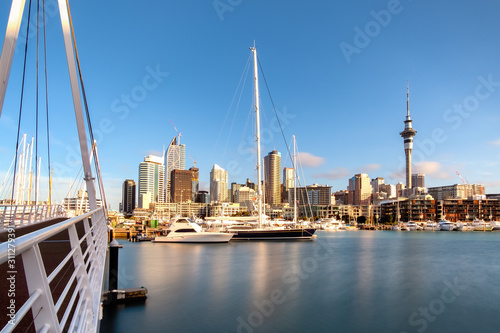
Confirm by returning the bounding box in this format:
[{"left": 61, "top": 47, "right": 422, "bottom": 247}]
[
  {"left": 456, "top": 171, "right": 468, "bottom": 184},
  {"left": 188, "top": 154, "right": 197, "bottom": 168},
  {"left": 170, "top": 119, "right": 182, "bottom": 144}
]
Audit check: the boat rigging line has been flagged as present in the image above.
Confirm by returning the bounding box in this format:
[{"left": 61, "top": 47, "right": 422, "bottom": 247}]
[
  {"left": 11, "top": 0, "right": 33, "bottom": 204},
  {"left": 257, "top": 58, "right": 316, "bottom": 219}
]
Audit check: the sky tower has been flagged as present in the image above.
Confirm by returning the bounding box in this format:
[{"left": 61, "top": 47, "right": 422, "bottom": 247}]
[{"left": 400, "top": 82, "right": 417, "bottom": 190}]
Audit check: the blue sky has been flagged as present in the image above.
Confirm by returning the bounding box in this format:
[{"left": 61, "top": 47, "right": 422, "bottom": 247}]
[{"left": 1, "top": 0, "right": 499, "bottom": 209}]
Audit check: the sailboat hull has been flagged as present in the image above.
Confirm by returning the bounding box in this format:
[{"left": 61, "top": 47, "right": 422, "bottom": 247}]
[{"left": 229, "top": 228, "right": 316, "bottom": 240}]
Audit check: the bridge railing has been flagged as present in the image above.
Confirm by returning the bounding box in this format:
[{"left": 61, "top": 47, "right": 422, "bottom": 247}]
[
  {"left": 0, "top": 207, "right": 108, "bottom": 333},
  {"left": 0, "top": 204, "right": 68, "bottom": 229}
]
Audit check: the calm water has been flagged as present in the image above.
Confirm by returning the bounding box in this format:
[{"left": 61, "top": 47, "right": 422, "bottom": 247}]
[{"left": 100, "top": 231, "right": 500, "bottom": 333}]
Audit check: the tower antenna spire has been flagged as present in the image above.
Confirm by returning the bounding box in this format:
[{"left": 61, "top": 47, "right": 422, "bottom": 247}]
[
  {"left": 400, "top": 81, "right": 417, "bottom": 191},
  {"left": 406, "top": 80, "right": 410, "bottom": 118}
]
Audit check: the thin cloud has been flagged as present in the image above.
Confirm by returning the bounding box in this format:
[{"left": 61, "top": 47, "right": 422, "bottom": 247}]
[
  {"left": 414, "top": 161, "right": 452, "bottom": 180},
  {"left": 313, "top": 167, "right": 350, "bottom": 180},
  {"left": 358, "top": 163, "right": 381, "bottom": 173},
  {"left": 297, "top": 152, "right": 325, "bottom": 168},
  {"left": 490, "top": 138, "right": 500, "bottom": 146}
]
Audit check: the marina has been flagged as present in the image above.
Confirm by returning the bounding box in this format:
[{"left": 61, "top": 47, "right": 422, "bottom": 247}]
[
  {"left": 0, "top": 0, "right": 499, "bottom": 332},
  {"left": 100, "top": 230, "right": 500, "bottom": 333}
]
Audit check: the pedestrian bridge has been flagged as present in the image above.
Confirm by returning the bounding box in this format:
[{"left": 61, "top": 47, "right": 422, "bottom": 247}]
[{"left": 0, "top": 206, "right": 107, "bottom": 333}]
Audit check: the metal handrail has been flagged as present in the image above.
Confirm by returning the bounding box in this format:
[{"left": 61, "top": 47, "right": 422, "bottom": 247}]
[
  {"left": 0, "top": 204, "right": 67, "bottom": 229},
  {"left": 0, "top": 207, "right": 107, "bottom": 333}
]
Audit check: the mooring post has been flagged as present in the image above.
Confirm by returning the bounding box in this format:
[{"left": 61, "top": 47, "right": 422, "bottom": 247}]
[{"left": 109, "top": 239, "right": 120, "bottom": 303}]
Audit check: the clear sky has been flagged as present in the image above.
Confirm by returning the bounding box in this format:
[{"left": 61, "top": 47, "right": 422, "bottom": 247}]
[{"left": 1, "top": 0, "right": 499, "bottom": 209}]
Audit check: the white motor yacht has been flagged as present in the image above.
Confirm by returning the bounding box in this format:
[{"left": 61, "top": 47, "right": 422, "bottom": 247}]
[
  {"left": 438, "top": 219, "right": 456, "bottom": 231},
  {"left": 471, "top": 218, "right": 494, "bottom": 232},
  {"left": 153, "top": 218, "right": 234, "bottom": 243},
  {"left": 456, "top": 221, "right": 475, "bottom": 231},
  {"left": 406, "top": 221, "right": 423, "bottom": 231},
  {"left": 491, "top": 221, "right": 500, "bottom": 231},
  {"left": 319, "top": 218, "right": 346, "bottom": 231},
  {"left": 424, "top": 221, "right": 440, "bottom": 231}
]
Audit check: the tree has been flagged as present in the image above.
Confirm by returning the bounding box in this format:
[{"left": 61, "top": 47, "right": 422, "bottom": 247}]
[{"left": 357, "top": 216, "right": 367, "bottom": 224}]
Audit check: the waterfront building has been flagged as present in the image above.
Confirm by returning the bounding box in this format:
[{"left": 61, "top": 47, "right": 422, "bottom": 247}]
[
  {"left": 63, "top": 190, "right": 103, "bottom": 214},
  {"left": 400, "top": 83, "right": 417, "bottom": 190},
  {"left": 437, "top": 198, "right": 499, "bottom": 221},
  {"left": 121, "top": 179, "right": 136, "bottom": 216},
  {"left": 292, "top": 184, "right": 332, "bottom": 206},
  {"left": 381, "top": 196, "right": 499, "bottom": 222},
  {"left": 151, "top": 202, "right": 209, "bottom": 219},
  {"left": 208, "top": 202, "right": 248, "bottom": 217},
  {"left": 427, "top": 184, "right": 485, "bottom": 201},
  {"left": 164, "top": 136, "right": 186, "bottom": 203},
  {"left": 170, "top": 167, "right": 199, "bottom": 203},
  {"left": 138, "top": 155, "right": 165, "bottom": 207},
  {"left": 210, "top": 164, "right": 229, "bottom": 203},
  {"left": 381, "top": 195, "right": 435, "bottom": 222},
  {"left": 264, "top": 150, "right": 282, "bottom": 205},
  {"left": 348, "top": 174, "right": 371, "bottom": 205}
]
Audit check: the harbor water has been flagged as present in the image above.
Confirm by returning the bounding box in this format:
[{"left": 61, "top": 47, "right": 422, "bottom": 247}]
[{"left": 100, "top": 231, "right": 500, "bottom": 332}]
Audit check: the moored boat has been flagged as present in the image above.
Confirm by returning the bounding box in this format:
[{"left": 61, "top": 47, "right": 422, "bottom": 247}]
[
  {"left": 218, "top": 46, "right": 319, "bottom": 241},
  {"left": 153, "top": 218, "right": 234, "bottom": 243},
  {"left": 471, "top": 218, "right": 494, "bottom": 232},
  {"left": 439, "top": 219, "right": 456, "bottom": 231},
  {"left": 424, "top": 221, "right": 440, "bottom": 231},
  {"left": 456, "top": 222, "right": 475, "bottom": 232}
]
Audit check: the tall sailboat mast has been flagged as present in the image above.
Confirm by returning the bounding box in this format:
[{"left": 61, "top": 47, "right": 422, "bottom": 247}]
[
  {"left": 293, "top": 135, "right": 297, "bottom": 224},
  {"left": 251, "top": 45, "right": 263, "bottom": 227}
]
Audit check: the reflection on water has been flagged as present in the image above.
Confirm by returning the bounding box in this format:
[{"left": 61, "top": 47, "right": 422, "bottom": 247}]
[{"left": 101, "top": 232, "right": 500, "bottom": 333}]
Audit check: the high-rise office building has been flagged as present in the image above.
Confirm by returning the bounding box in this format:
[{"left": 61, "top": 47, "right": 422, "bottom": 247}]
[
  {"left": 282, "top": 167, "right": 294, "bottom": 203},
  {"left": 264, "top": 150, "right": 281, "bottom": 205},
  {"left": 292, "top": 184, "right": 331, "bottom": 206},
  {"left": 121, "top": 179, "right": 136, "bottom": 215},
  {"left": 400, "top": 83, "right": 417, "bottom": 189},
  {"left": 348, "top": 174, "right": 371, "bottom": 205},
  {"left": 138, "top": 155, "right": 165, "bottom": 207},
  {"left": 170, "top": 167, "right": 199, "bottom": 203},
  {"left": 235, "top": 186, "right": 257, "bottom": 204},
  {"left": 210, "top": 164, "right": 228, "bottom": 203},
  {"left": 412, "top": 174, "right": 425, "bottom": 188},
  {"left": 165, "top": 136, "right": 186, "bottom": 203},
  {"left": 196, "top": 190, "right": 210, "bottom": 203},
  {"left": 231, "top": 182, "right": 242, "bottom": 203},
  {"left": 371, "top": 177, "right": 385, "bottom": 193}
]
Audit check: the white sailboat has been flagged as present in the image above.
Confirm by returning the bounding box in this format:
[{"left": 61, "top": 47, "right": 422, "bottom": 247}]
[{"left": 227, "top": 45, "right": 316, "bottom": 241}]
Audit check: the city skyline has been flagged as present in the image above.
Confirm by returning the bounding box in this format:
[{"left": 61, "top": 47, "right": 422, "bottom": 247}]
[{"left": 0, "top": 1, "right": 499, "bottom": 209}]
